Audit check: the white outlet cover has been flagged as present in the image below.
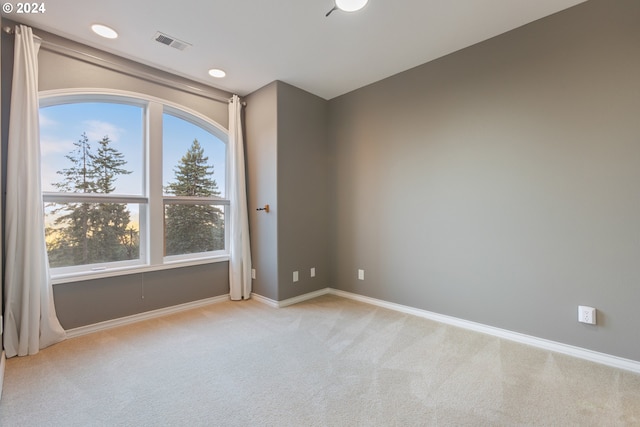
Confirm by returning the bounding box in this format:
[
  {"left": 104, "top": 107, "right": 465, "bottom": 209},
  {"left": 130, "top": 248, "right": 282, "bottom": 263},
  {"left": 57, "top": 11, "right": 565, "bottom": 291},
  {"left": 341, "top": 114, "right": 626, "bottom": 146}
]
[
  {"left": 251, "top": 269, "right": 256, "bottom": 280},
  {"left": 293, "top": 271, "right": 299, "bottom": 282},
  {"left": 358, "top": 269, "right": 365, "bottom": 280},
  {"left": 578, "top": 305, "right": 596, "bottom": 325},
  {"left": 310, "top": 267, "right": 316, "bottom": 277}
]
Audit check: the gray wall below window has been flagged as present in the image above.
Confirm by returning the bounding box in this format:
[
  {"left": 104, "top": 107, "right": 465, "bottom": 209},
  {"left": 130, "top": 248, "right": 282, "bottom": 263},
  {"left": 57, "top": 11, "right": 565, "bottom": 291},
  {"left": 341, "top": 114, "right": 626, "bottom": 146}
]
[
  {"left": 328, "top": 0, "right": 640, "bottom": 361},
  {"left": 54, "top": 263, "right": 229, "bottom": 330}
]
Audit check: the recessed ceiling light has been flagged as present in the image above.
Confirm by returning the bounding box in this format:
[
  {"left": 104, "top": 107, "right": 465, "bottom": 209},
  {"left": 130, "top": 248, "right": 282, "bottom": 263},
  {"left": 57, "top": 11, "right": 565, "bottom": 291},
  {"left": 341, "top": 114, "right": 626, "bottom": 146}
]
[
  {"left": 208, "top": 68, "right": 226, "bottom": 78},
  {"left": 335, "top": 0, "right": 369, "bottom": 12},
  {"left": 91, "top": 24, "right": 118, "bottom": 39}
]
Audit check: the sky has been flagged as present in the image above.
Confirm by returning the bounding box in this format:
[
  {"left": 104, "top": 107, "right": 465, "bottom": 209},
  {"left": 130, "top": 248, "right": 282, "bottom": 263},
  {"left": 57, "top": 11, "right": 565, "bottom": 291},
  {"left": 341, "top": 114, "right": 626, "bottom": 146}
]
[{"left": 39, "top": 102, "right": 227, "bottom": 197}]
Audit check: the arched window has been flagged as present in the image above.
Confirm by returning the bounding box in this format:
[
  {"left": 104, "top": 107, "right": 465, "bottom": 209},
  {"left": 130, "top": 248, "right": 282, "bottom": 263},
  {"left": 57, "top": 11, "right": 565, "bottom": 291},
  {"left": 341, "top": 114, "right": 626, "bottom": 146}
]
[{"left": 40, "top": 90, "right": 229, "bottom": 278}]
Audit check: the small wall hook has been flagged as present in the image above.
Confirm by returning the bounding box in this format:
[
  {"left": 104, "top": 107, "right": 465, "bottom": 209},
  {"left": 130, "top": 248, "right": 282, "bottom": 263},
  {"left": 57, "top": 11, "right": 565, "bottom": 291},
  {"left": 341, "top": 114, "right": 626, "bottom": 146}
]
[{"left": 256, "top": 204, "right": 270, "bottom": 213}]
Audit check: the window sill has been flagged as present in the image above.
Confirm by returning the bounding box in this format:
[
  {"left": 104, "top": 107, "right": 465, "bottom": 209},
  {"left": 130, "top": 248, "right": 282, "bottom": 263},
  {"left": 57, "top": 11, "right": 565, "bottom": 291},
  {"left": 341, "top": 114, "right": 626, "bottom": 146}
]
[{"left": 50, "top": 255, "right": 230, "bottom": 285}]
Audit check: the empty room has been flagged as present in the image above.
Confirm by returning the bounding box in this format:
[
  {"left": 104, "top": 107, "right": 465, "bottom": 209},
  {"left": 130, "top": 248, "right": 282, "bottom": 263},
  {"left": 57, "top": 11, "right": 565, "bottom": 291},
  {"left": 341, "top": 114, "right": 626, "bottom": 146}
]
[{"left": 1, "top": 0, "right": 639, "bottom": 424}]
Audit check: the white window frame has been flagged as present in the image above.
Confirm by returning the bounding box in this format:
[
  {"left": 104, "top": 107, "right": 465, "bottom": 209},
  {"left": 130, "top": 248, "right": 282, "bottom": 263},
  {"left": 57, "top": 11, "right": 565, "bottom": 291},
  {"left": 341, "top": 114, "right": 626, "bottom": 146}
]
[{"left": 39, "top": 89, "right": 230, "bottom": 283}]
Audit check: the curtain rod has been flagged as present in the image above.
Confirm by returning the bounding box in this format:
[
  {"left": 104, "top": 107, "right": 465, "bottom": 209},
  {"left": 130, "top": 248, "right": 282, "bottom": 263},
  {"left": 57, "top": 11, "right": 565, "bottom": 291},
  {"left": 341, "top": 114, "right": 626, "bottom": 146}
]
[{"left": 3, "top": 25, "right": 245, "bottom": 106}]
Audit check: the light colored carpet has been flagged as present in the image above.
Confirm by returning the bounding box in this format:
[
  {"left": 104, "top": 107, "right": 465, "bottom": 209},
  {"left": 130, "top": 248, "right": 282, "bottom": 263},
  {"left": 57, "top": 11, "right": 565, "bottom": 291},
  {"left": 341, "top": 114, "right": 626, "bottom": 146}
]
[{"left": 1, "top": 294, "right": 639, "bottom": 426}]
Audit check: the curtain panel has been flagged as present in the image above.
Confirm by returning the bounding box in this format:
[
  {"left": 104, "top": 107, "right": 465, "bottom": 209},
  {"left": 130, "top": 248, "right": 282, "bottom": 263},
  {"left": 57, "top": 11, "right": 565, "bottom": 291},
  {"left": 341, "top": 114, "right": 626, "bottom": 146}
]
[
  {"left": 228, "top": 95, "right": 252, "bottom": 300},
  {"left": 4, "top": 25, "right": 66, "bottom": 357}
]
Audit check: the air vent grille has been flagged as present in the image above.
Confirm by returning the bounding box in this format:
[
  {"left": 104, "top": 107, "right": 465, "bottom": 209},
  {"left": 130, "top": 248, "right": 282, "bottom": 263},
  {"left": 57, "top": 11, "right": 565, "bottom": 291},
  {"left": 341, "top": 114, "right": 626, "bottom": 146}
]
[{"left": 153, "top": 32, "right": 192, "bottom": 51}]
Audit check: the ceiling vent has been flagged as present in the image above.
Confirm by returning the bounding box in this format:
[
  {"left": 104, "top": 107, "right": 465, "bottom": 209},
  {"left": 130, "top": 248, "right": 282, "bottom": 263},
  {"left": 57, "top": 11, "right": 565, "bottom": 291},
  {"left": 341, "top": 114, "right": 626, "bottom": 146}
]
[{"left": 153, "top": 32, "right": 191, "bottom": 51}]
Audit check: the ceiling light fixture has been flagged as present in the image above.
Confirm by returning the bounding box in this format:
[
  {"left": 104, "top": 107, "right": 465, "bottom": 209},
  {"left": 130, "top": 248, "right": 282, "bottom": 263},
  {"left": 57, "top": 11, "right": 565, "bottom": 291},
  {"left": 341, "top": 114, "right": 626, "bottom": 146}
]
[
  {"left": 326, "top": 0, "right": 369, "bottom": 16},
  {"left": 91, "top": 24, "right": 118, "bottom": 39},
  {"left": 208, "top": 68, "right": 226, "bottom": 78}
]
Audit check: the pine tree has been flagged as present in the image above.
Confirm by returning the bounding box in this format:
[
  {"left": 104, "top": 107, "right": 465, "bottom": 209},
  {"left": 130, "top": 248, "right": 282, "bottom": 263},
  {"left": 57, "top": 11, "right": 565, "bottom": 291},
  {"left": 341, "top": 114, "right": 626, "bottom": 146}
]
[
  {"left": 54, "top": 132, "right": 95, "bottom": 193},
  {"left": 47, "top": 133, "right": 138, "bottom": 267},
  {"left": 49, "top": 132, "right": 95, "bottom": 265},
  {"left": 92, "top": 135, "right": 135, "bottom": 262},
  {"left": 93, "top": 135, "right": 130, "bottom": 193},
  {"left": 165, "top": 139, "right": 224, "bottom": 255}
]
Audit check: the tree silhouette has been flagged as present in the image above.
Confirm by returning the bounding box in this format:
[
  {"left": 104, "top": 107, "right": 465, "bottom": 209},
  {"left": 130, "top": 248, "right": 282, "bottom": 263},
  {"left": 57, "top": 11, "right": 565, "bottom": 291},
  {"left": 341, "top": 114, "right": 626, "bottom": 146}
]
[
  {"left": 49, "top": 132, "right": 95, "bottom": 264},
  {"left": 47, "top": 133, "right": 138, "bottom": 267},
  {"left": 92, "top": 136, "right": 134, "bottom": 262},
  {"left": 164, "top": 139, "right": 224, "bottom": 255}
]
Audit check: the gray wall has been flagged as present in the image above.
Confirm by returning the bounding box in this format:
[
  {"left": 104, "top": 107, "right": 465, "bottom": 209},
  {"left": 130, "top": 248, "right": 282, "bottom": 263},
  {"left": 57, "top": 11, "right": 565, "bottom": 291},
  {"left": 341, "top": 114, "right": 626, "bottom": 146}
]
[
  {"left": 245, "top": 82, "right": 279, "bottom": 300},
  {"left": 245, "top": 81, "right": 330, "bottom": 301},
  {"left": 0, "top": 17, "right": 7, "bottom": 358},
  {"left": 0, "top": 23, "right": 233, "bottom": 329},
  {"left": 277, "top": 82, "right": 329, "bottom": 300},
  {"left": 328, "top": 0, "right": 640, "bottom": 361},
  {"left": 1, "top": 20, "right": 16, "bottom": 349},
  {"left": 55, "top": 263, "right": 228, "bottom": 329}
]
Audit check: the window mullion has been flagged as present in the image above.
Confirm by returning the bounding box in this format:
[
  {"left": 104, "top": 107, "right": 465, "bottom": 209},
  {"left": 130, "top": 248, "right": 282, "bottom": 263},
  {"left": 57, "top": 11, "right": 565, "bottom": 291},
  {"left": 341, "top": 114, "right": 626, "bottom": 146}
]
[
  {"left": 43, "top": 192, "right": 148, "bottom": 204},
  {"left": 162, "top": 196, "right": 230, "bottom": 205},
  {"left": 147, "top": 101, "right": 165, "bottom": 265}
]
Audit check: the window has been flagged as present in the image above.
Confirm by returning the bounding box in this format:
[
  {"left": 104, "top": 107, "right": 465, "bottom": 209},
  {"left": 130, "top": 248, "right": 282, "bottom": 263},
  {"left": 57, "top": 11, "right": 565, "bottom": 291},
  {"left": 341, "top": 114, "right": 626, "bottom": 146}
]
[
  {"left": 162, "top": 111, "right": 228, "bottom": 259},
  {"left": 40, "top": 100, "right": 145, "bottom": 273},
  {"left": 40, "top": 92, "right": 229, "bottom": 278}
]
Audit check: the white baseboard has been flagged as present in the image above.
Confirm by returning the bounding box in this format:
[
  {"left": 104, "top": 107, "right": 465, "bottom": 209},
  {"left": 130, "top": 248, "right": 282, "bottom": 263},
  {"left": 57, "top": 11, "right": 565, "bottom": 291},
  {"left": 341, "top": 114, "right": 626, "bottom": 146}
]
[
  {"left": 251, "top": 288, "right": 331, "bottom": 308},
  {"left": 329, "top": 289, "right": 640, "bottom": 374},
  {"left": 66, "top": 295, "right": 230, "bottom": 338},
  {"left": 249, "top": 293, "right": 279, "bottom": 308},
  {"left": 252, "top": 287, "right": 640, "bottom": 373},
  {"left": 0, "top": 350, "right": 6, "bottom": 402}
]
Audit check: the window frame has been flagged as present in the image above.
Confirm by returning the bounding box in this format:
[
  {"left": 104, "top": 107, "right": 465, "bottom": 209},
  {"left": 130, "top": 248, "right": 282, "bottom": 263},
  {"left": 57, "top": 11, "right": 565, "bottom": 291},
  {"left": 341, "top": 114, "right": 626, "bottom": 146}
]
[{"left": 39, "top": 89, "right": 230, "bottom": 283}]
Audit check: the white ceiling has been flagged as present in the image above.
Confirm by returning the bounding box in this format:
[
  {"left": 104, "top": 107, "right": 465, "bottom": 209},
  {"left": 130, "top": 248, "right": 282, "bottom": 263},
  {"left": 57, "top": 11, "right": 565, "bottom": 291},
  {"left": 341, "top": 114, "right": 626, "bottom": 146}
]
[{"left": 3, "top": 0, "right": 587, "bottom": 100}]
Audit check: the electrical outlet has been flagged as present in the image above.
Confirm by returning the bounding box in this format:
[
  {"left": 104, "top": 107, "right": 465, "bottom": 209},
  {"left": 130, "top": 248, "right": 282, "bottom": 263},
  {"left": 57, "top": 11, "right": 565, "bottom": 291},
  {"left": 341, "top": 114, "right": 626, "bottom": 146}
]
[
  {"left": 578, "top": 306, "right": 596, "bottom": 325},
  {"left": 358, "top": 269, "right": 365, "bottom": 280},
  {"left": 310, "top": 267, "right": 316, "bottom": 278},
  {"left": 293, "top": 271, "right": 299, "bottom": 282},
  {"left": 251, "top": 269, "right": 256, "bottom": 280}
]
